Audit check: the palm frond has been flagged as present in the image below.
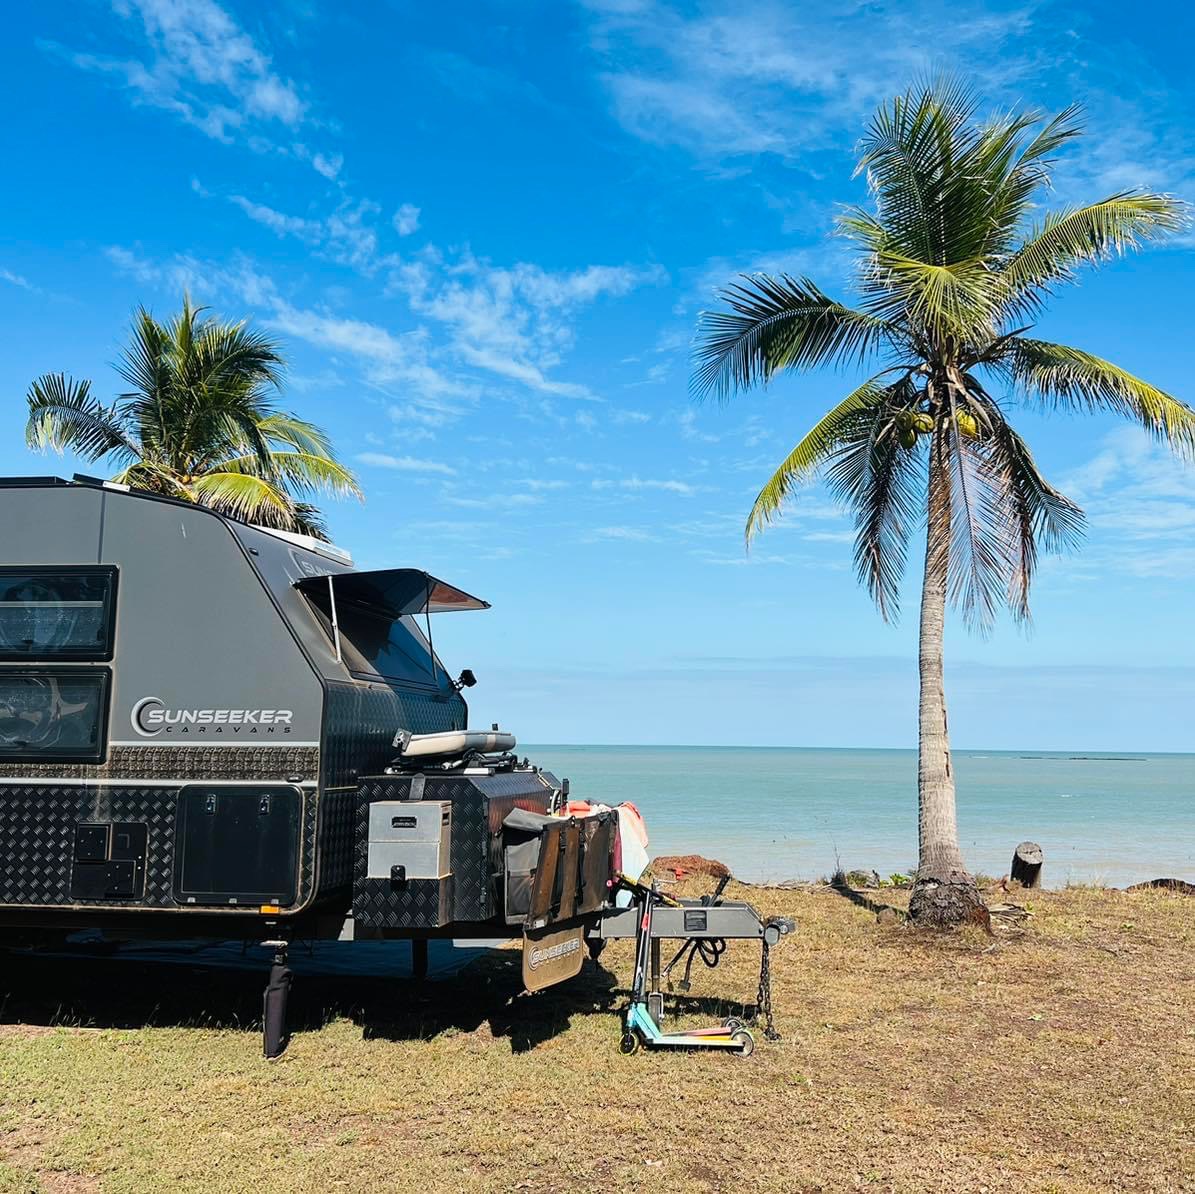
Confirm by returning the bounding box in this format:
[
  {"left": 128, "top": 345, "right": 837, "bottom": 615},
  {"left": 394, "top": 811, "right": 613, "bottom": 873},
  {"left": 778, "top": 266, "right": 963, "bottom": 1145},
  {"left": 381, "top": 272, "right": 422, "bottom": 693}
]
[
  {"left": 25, "top": 373, "right": 141, "bottom": 464},
  {"left": 189, "top": 471, "right": 295, "bottom": 525},
  {"left": 1005, "top": 338, "right": 1195, "bottom": 451},
  {"left": 745, "top": 374, "right": 900, "bottom": 541},
  {"left": 692, "top": 275, "right": 893, "bottom": 400},
  {"left": 933, "top": 423, "right": 1008, "bottom": 631},
  {"left": 862, "top": 252, "right": 1003, "bottom": 341},
  {"left": 855, "top": 77, "right": 981, "bottom": 266},
  {"left": 822, "top": 379, "right": 925, "bottom": 620},
  {"left": 289, "top": 502, "right": 330, "bottom": 541},
  {"left": 977, "top": 404, "right": 1085, "bottom": 616},
  {"left": 210, "top": 450, "right": 363, "bottom": 500},
  {"left": 188, "top": 318, "right": 285, "bottom": 396},
  {"left": 977, "top": 105, "right": 1084, "bottom": 259},
  {"left": 1001, "top": 194, "right": 1188, "bottom": 315},
  {"left": 257, "top": 413, "right": 337, "bottom": 457}
]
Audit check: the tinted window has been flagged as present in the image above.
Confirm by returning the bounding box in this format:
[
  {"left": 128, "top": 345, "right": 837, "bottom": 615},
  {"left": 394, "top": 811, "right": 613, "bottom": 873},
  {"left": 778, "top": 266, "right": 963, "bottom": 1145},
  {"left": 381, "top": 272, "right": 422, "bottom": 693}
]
[
  {"left": 0, "top": 670, "right": 110, "bottom": 761},
  {"left": 0, "top": 569, "right": 117, "bottom": 660},
  {"left": 335, "top": 604, "right": 439, "bottom": 685}
]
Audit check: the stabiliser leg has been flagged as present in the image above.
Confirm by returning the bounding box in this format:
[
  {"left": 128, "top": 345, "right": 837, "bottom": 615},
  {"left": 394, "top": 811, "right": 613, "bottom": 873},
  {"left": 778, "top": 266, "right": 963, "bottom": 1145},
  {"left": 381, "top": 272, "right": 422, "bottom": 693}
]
[
  {"left": 411, "top": 938, "right": 429, "bottom": 981},
  {"left": 262, "top": 940, "right": 292, "bottom": 1059}
]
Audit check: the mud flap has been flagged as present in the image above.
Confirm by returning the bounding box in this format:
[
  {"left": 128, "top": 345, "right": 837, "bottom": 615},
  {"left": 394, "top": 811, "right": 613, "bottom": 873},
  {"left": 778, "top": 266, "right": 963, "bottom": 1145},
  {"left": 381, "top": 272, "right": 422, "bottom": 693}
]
[{"left": 522, "top": 922, "right": 585, "bottom": 992}]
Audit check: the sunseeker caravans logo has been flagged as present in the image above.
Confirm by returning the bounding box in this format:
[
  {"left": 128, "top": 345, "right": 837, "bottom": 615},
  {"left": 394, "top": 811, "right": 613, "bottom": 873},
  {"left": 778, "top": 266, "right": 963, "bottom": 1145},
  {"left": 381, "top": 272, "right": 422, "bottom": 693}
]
[{"left": 131, "top": 697, "right": 294, "bottom": 738}]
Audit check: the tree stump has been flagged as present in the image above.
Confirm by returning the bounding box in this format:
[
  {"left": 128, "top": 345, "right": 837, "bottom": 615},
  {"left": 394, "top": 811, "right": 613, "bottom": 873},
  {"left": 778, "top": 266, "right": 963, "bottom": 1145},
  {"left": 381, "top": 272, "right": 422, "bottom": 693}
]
[{"left": 1010, "top": 841, "right": 1043, "bottom": 888}]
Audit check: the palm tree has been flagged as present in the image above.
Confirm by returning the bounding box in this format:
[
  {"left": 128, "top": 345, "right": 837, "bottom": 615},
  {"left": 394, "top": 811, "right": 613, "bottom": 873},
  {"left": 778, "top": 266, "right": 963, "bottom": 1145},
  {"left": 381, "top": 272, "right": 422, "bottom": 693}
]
[
  {"left": 692, "top": 82, "right": 1194, "bottom": 926},
  {"left": 26, "top": 296, "right": 361, "bottom": 540}
]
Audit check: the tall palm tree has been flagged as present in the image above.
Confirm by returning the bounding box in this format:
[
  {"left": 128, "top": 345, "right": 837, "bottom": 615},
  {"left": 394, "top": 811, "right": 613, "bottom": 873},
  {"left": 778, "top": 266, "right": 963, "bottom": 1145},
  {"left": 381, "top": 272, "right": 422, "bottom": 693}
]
[
  {"left": 692, "top": 82, "right": 1194, "bottom": 925},
  {"left": 26, "top": 296, "right": 361, "bottom": 540}
]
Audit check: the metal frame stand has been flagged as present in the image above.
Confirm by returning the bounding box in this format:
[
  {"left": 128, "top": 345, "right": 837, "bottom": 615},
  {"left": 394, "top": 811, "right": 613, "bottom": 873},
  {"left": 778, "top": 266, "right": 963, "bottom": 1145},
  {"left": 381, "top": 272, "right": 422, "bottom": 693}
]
[{"left": 619, "top": 882, "right": 757, "bottom": 1058}]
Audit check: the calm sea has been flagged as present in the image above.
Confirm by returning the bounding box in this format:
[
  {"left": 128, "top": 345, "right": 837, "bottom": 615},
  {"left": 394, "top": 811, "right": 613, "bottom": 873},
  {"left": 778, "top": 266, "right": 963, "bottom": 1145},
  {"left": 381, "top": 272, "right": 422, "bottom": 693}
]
[{"left": 525, "top": 745, "right": 1195, "bottom": 889}]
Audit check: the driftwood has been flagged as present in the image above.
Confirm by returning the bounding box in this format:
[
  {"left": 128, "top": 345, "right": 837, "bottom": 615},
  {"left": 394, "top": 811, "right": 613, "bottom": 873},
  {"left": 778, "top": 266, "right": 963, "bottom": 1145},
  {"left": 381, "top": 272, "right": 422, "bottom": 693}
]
[
  {"left": 1127, "top": 878, "right": 1195, "bottom": 895},
  {"left": 1010, "top": 841, "right": 1043, "bottom": 888}
]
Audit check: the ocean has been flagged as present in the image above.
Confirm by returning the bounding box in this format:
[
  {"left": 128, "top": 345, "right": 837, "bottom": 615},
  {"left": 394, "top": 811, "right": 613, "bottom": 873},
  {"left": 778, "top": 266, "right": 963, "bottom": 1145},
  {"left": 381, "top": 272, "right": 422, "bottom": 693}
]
[{"left": 525, "top": 745, "right": 1195, "bottom": 889}]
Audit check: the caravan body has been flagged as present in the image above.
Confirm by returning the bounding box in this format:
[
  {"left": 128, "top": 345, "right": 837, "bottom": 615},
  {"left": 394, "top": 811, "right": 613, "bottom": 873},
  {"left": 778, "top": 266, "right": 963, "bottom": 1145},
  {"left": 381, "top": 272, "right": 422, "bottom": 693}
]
[{"left": 0, "top": 477, "right": 557, "bottom": 938}]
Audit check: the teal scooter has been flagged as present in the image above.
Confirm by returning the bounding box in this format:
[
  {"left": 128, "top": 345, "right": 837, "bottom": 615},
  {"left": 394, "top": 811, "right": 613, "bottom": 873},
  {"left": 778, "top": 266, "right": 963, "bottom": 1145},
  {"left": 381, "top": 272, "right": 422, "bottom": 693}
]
[{"left": 618, "top": 878, "right": 757, "bottom": 1057}]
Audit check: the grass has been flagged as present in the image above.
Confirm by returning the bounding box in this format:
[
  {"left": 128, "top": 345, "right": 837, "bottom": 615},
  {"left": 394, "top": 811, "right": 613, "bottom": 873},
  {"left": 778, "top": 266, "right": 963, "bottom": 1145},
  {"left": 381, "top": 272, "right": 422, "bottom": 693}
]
[{"left": 1, "top": 880, "right": 1193, "bottom": 1193}]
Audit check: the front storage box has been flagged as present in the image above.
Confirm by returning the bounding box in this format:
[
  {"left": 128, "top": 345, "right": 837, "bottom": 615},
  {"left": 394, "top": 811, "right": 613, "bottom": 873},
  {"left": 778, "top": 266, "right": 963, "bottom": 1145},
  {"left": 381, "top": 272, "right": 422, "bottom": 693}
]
[{"left": 352, "top": 769, "right": 557, "bottom": 930}]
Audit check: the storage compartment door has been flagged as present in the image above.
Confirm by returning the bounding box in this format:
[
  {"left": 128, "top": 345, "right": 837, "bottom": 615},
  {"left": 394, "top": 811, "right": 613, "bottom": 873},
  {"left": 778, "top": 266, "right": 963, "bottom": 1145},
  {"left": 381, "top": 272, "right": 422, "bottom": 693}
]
[{"left": 173, "top": 785, "right": 301, "bottom": 906}]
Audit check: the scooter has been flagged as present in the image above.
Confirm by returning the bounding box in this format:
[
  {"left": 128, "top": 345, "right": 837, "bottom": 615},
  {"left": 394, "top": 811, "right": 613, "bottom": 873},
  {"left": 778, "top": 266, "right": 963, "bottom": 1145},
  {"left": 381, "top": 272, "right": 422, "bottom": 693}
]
[{"left": 618, "top": 878, "right": 756, "bottom": 1057}]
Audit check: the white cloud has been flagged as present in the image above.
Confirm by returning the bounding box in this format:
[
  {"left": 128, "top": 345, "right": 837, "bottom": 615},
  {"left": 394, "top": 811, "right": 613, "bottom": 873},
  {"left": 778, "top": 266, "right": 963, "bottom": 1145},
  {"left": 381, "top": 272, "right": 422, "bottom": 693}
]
[
  {"left": 611, "top": 408, "right": 651, "bottom": 424},
  {"left": 229, "top": 195, "right": 322, "bottom": 242},
  {"left": 356, "top": 452, "right": 456, "bottom": 475},
  {"left": 579, "top": 1, "right": 1033, "bottom": 159},
  {"left": 395, "top": 252, "right": 665, "bottom": 398},
  {"left": 591, "top": 525, "right": 658, "bottom": 541},
  {"left": 518, "top": 478, "right": 568, "bottom": 491},
  {"left": 104, "top": 245, "right": 471, "bottom": 423},
  {"left": 1058, "top": 428, "right": 1195, "bottom": 578},
  {"left": 311, "top": 151, "right": 343, "bottom": 181},
  {"left": 1, "top": 268, "right": 38, "bottom": 292},
  {"left": 592, "top": 476, "right": 696, "bottom": 495},
  {"left": 677, "top": 408, "right": 719, "bottom": 443},
  {"left": 445, "top": 492, "right": 543, "bottom": 509},
  {"left": 393, "top": 203, "right": 421, "bottom": 237},
  {"left": 44, "top": 0, "right": 342, "bottom": 176}
]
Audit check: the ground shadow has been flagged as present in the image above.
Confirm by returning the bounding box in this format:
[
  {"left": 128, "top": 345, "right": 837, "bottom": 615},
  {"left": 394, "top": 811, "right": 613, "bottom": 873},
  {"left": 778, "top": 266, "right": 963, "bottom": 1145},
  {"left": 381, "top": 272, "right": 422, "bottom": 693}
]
[
  {"left": 827, "top": 874, "right": 907, "bottom": 919},
  {"left": 1, "top": 937, "right": 768, "bottom": 1054},
  {"left": 0, "top": 941, "right": 626, "bottom": 1054}
]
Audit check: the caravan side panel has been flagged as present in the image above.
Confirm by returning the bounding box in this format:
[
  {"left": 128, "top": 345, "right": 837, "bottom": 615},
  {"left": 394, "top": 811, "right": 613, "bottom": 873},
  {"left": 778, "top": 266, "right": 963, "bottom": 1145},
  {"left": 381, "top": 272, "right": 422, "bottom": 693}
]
[{"left": 0, "top": 485, "right": 327, "bottom": 920}]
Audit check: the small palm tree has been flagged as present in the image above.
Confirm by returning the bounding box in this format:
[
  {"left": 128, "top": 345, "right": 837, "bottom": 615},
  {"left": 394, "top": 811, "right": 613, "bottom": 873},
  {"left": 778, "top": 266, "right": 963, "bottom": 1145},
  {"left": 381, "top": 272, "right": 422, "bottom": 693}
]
[
  {"left": 692, "top": 82, "right": 1194, "bottom": 925},
  {"left": 26, "top": 296, "right": 361, "bottom": 540}
]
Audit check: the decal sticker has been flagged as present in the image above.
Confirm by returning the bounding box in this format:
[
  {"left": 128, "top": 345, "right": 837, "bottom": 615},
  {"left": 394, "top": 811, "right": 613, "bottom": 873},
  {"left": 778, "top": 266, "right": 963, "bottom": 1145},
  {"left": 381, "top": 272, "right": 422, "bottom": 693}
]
[{"left": 131, "top": 696, "right": 294, "bottom": 737}]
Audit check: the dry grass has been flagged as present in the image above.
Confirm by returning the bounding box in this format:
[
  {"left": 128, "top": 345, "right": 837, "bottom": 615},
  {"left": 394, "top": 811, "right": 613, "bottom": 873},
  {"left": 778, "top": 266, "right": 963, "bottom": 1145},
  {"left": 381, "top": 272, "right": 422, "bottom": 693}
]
[{"left": 1, "top": 882, "right": 1193, "bottom": 1193}]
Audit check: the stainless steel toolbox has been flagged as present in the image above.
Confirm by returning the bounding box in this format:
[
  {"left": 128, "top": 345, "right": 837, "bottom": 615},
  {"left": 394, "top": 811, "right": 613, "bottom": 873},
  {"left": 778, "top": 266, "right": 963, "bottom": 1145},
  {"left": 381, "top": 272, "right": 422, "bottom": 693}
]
[{"left": 366, "top": 800, "right": 452, "bottom": 880}]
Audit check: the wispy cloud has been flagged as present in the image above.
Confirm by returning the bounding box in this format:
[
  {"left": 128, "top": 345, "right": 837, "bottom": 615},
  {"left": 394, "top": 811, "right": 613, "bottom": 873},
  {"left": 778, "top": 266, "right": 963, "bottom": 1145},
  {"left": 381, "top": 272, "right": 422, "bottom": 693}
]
[
  {"left": 396, "top": 252, "right": 667, "bottom": 398},
  {"left": 1, "top": 268, "right": 39, "bottom": 293},
  {"left": 356, "top": 452, "right": 456, "bottom": 475},
  {"left": 590, "top": 525, "right": 658, "bottom": 542},
  {"left": 1060, "top": 428, "right": 1195, "bottom": 579},
  {"left": 592, "top": 475, "right": 696, "bottom": 495},
  {"left": 43, "top": 0, "right": 337, "bottom": 173},
  {"left": 579, "top": 0, "right": 1036, "bottom": 162},
  {"left": 104, "top": 245, "right": 471, "bottom": 423},
  {"left": 229, "top": 194, "right": 322, "bottom": 243}
]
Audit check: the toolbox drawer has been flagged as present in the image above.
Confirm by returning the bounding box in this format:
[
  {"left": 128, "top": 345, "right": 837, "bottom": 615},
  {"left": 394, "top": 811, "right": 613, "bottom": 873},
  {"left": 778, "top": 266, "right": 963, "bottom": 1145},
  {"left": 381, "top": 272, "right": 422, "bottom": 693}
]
[{"left": 366, "top": 800, "right": 452, "bottom": 880}]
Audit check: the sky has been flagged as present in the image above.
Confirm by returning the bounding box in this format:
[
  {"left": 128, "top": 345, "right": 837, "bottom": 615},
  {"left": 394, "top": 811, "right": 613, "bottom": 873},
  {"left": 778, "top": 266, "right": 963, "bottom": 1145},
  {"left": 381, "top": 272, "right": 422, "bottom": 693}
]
[{"left": 2, "top": 0, "right": 1195, "bottom": 751}]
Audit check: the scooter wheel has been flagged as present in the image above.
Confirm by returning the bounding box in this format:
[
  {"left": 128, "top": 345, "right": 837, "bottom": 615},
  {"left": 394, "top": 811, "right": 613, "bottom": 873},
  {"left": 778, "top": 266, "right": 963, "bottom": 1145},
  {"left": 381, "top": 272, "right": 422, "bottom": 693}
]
[
  {"left": 730, "top": 1029, "right": 755, "bottom": 1059},
  {"left": 619, "top": 1031, "right": 640, "bottom": 1056},
  {"left": 723, "top": 1017, "right": 743, "bottom": 1031}
]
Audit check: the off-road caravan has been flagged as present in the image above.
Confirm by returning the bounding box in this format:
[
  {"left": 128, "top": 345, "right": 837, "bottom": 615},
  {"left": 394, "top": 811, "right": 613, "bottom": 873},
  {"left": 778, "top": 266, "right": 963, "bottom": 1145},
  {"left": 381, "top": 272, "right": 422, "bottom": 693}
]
[{"left": 0, "top": 476, "right": 790, "bottom": 1057}]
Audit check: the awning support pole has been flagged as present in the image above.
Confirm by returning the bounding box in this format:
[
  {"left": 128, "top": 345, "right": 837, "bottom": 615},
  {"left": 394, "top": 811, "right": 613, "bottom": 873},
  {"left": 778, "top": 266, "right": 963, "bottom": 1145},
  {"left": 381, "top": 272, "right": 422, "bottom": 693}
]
[
  {"left": 424, "top": 576, "right": 439, "bottom": 684},
  {"left": 327, "top": 574, "right": 342, "bottom": 663}
]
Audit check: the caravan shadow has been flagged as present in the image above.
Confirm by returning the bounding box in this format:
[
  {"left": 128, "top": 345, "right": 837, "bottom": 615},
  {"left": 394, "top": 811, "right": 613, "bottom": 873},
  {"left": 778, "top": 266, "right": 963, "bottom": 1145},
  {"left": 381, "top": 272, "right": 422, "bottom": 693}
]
[{"left": 0, "top": 940, "right": 620, "bottom": 1053}]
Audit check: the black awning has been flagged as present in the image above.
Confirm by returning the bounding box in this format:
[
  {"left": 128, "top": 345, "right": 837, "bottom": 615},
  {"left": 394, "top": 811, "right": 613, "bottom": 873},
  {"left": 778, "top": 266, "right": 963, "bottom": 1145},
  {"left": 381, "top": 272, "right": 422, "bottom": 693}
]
[{"left": 294, "top": 568, "right": 490, "bottom": 615}]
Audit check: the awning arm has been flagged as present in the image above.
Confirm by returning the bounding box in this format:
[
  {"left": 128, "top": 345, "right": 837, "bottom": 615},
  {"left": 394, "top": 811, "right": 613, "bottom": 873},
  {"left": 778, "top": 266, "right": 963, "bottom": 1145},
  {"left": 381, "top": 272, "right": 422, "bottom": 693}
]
[{"left": 327, "top": 574, "right": 342, "bottom": 663}]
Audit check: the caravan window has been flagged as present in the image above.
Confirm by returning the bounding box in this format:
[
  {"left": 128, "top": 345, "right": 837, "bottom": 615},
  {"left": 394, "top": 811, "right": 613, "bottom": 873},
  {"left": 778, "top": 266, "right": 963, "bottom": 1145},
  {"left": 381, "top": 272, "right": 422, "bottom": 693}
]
[
  {"left": 0, "top": 568, "right": 117, "bottom": 660},
  {"left": 331, "top": 603, "right": 440, "bottom": 686},
  {"left": 0, "top": 669, "right": 110, "bottom": 761}
]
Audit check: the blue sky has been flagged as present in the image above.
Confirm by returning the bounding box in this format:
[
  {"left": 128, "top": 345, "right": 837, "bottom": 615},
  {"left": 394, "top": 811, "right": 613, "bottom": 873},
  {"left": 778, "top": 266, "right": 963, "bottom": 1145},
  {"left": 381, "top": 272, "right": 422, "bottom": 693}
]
[{"left": 2, "top": 0, "right": 1194, "bottom": 750}]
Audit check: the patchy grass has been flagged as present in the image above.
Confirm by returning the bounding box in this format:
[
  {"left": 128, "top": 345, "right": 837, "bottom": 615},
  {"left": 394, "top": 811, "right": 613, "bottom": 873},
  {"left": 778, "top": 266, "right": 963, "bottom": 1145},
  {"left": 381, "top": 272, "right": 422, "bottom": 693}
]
[{"left": 2, "top": 883, "right": 1193, "bottom": 1193}]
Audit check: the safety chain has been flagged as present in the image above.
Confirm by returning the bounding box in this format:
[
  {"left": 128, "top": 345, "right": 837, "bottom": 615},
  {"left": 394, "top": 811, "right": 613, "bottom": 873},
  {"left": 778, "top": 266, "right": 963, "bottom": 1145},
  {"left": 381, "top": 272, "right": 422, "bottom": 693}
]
[{"left": 754, "top": 938, "right": 780, "bottom": 1041}]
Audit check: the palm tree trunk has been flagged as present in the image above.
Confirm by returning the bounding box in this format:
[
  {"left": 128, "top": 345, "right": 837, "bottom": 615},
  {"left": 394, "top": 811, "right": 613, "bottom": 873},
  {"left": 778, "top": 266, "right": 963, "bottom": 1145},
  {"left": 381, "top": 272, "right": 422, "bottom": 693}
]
[{"left": 909, "top": 453, "right": 984, "bottom": 928}]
